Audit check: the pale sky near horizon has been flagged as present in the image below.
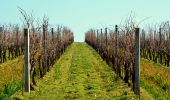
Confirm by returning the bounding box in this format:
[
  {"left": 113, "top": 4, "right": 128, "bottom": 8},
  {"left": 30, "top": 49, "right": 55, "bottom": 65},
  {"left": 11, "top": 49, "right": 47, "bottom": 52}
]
[{"left": 0, "top": 0, "right": 170, "bottom": 41}]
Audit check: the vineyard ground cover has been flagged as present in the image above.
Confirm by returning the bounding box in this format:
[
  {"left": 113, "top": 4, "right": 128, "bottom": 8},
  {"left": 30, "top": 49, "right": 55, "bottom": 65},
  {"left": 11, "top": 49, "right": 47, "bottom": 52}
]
[
  {"left": 141, "top": 58, "right": 170, "bottom": 99},
  {"left": 0, "top": 56, "right": 23, "bottom": 98},
  {"left": 11, "top": 42, "right": 153, "bottom": 100}
]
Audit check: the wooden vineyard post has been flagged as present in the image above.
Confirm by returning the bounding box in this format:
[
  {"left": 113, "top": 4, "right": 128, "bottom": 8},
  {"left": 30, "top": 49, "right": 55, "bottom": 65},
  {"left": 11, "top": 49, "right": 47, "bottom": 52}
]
[
  {"left": 51, "top": 28, "right": 54, "bottom": 43},
  {"left": 96, "top": 29, "right": 99, "bottom": 44},
  {"left": 43, "top": 24, "right": 47, "bottom": 74},
  {"left": 100, "top": 29, "right": 103, "bottom": 57},
  {"left": 96, "top": 29, "right": 99, "bottom": 52},
  {"left": 159, "top": 28, "right": 163, "bottom": 64},
  {"left": 24, "top": 28, "right": 30, "bottom": 92},
  {"left": 93, "top": 30, "right": 95, "bottom": 46},
  {"left": 105, "top": 28, "right": 108, "bottom": 62},
  {"left": 134, "top": 28, "right": 140, "bottom": 96},
  {"left": 90, "top": 30, "right": 92, "bottom": 44},
  {"left": 115, "top": 25, "right": 118, "bottom": 74},
  {"left": 159, "top": 27, "right": 162, "bottom": 45},
  {"left": 141, "top": 30, "right": 145, "bottom": 58},
  {"left": 16, "top": 27, "right": 19, "bottom": 57},
  {"left": 51, "top": 28, "right": 54, "bottom": 52},
  {"left": 105, "top": 28, "right": 108, "bottom": 46},
  {"left": 51, "top": 28, "right": 55, "bottom": 65},
  {"left": 62, "top": 31, "right": 65, "bottom": 53},
  {"left": 115, "top": 25, "right": 118, "bottom": 56}
]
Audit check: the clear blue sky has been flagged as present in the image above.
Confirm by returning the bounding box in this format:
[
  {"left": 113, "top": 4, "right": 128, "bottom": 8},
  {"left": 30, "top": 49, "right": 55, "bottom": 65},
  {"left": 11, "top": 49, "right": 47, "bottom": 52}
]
[{"left": 0, "top": 0, "right": 170, "bottom": 42}]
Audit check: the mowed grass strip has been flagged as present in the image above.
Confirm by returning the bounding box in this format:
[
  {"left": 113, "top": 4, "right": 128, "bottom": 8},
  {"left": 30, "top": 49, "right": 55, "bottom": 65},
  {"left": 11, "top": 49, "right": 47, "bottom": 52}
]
[
  {"left": 141, "top": 58, "right": 170, "bottom": 100},
  {"left": 12, "top": 42, "right": 152, "bottom": 100}
]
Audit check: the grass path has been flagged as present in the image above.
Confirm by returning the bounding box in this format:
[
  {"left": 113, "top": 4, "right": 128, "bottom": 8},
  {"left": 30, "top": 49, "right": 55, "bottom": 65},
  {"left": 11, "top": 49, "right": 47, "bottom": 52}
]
[{"left": 12, "top": 42, "right": 153, "bottom": 100}]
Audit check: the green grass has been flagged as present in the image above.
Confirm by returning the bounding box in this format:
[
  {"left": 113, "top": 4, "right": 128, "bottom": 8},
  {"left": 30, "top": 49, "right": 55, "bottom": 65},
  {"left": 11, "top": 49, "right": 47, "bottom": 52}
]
[
  {"left": 12, "top": 42, "right": 147, "bottom": 100},
  {"left": 0, "top": 56, "right": 23, "bottom": 99},
  {"left": 0, "top": 79, "right": 22, "bottom": 99},
  {"left": 141, "top": 58, "right": 170, "bottom": 100},
  {"left": 0, "top": 56, "right": 23, "bottom": 86}
]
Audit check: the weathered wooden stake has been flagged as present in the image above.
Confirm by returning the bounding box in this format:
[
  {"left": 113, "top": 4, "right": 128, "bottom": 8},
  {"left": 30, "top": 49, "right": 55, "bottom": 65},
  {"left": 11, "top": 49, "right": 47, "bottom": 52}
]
[
  {"left": 16, "top": 27, "right": 19, "bottom": 57},
  {"left": 43, "top": 25, "right": 47, "bottom": 73},
  {"left": 51, "top": 28, "right": 54, "bottom": 43},
  {"left": 96, "top": 29, "right": 99, "bottom": 45},
  {"left": 105, "top": 28, "right": 108, "bottom": 46},
  {"left": 115, "top": 25, "right": 118, "bottom": 73},
  {"left": 115, "top": 25, "right": 118, "bottom": 56},
  {"left": 24, "top": 28, "right": 30, "bottom": 92},
  {"left": 134, "top": 28, "right": 140, "bottom": 96},
  {"left": 159, "top": 28, "right": 162, "bottom": 45},
  {"left": 100, "top": 29, "right": 103, "bottom": 48}
]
